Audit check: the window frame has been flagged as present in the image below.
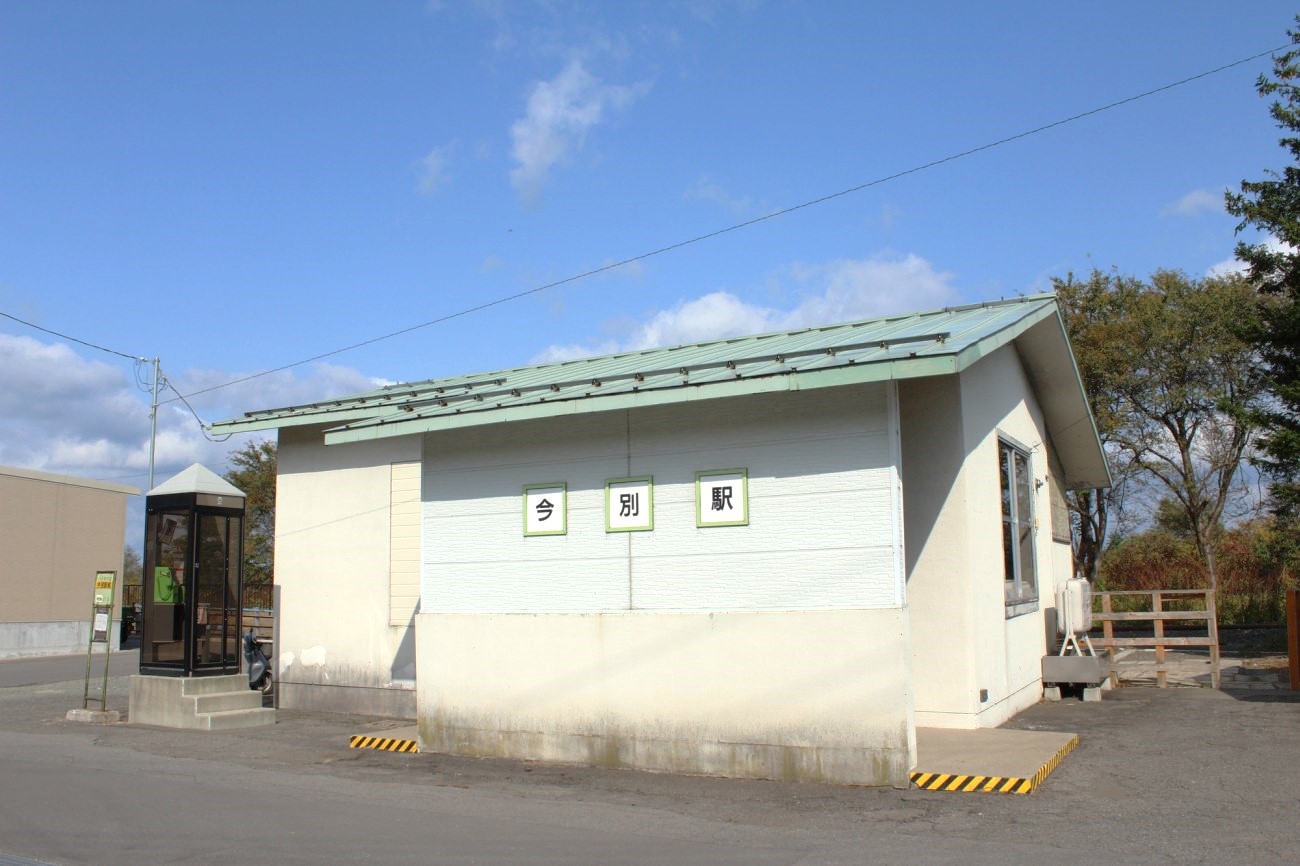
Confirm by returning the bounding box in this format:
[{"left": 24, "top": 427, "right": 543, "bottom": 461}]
[{"left": 998, "top": 437, "right": 1039, "bottom": 617}]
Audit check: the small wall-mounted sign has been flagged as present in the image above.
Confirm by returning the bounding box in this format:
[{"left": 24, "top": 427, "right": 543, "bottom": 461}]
[
  {"left": 696, "top": 469, "right": 749, "bottom": 527},
  {"left": 523, "top": 483, "right": 567, "bottom": 536},
  {"left": 91, "top": 570, "right": 116, "bottom": 643},
  {"left": 93, "top": 571, "right": 116, "bottom": 607},
  {"left": 606, "top": 476, "right": 654, "bottom": 533}
]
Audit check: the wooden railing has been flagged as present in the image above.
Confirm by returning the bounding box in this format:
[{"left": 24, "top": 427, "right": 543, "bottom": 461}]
[
  {"left": 1091, "top": 589, "right": 1220, "bottom": 689},
  {"left": 242, "top": 608, "right": 275, "bottom": 642}
]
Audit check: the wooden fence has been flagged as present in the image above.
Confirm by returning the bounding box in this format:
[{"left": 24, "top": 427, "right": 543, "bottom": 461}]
[
  {"left": 122, "top": 583, "right": 272, "bottom": 611},
  {"left": 119, "top": 583, "right": 275, "bottom": 644},
  {"left": 1091, "top": 589, "right": 1220, "bottom": 689}
]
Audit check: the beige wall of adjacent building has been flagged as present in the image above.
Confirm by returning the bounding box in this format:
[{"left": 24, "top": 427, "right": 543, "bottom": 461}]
[
  {"left": 273, "top": 426, "right": 422, "bottom": 716},
  {"left": 0, "top": 466, "right": 136, "bottom": 657}
]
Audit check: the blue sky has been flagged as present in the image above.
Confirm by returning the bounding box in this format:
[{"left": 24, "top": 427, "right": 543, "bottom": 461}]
[{"left": 0, "top": 1, "right": 1295, "bottom": 543}]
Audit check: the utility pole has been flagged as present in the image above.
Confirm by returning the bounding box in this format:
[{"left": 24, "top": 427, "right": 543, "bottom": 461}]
[{"left": 147, "top": 357, "right": 160, "bottom": 492}]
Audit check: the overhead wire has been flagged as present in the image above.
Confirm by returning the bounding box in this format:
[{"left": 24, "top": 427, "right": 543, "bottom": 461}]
[
  {"left": 160, "top": 367, "right": 233, "bottom": 442},
  {"left": 0, "top": 313, "right": 231, "bottom": 444},
  {"left": 164, "top": 41, "right": 1290, "bottom": 406},
  {"left": 0, "top": 310, "right": 143, "bottom": 361},
  {"left": 2, "top": 44, "right": 1289, "bottom": 405}
]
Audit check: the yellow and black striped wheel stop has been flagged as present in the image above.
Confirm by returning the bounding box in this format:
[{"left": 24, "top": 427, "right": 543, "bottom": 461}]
[
  {"left": 349, "top": 734, "right": 420, "bottom": 753},
  {"left": 910, "top": 734, "right": 1078, "bottom": 795}
]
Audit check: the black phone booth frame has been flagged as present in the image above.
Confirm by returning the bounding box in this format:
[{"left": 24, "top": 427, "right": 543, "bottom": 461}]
[{"left": 140, "top": 486, "right": 245, "bottom": 677}]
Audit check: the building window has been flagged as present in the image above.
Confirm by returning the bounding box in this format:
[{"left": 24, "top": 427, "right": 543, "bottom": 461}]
[{"left": 999, "top": 439, "right": 1037, "bottom": 607}]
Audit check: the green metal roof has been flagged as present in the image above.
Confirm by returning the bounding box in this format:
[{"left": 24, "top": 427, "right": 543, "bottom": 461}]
[{"left": 210, "top": 294, "right": 1111, "bottom": 489}]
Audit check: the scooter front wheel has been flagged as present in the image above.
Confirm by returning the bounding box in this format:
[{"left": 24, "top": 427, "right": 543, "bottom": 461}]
[{"left": 259, "top": 670, "right": 274, "bottom": 696}]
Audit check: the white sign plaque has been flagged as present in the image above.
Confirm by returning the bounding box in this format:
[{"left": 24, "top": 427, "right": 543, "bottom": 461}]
[
  {"left": 523, "top": 483, "right": 567, "bottom": 536},
  {"left": 606, "top": 476, "right": 653, "bottom": 532},
  {"left": 696, "top": 469, "right": 749, "bottom": 527}
]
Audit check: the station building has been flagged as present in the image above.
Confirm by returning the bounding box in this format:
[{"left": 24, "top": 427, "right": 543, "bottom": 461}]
[{"left": 211, "top": 294, "right": 1108, "bottom": 787}]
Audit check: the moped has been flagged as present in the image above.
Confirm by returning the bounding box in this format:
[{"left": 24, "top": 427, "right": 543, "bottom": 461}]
[{"left": 242, "top": 630, "right": 273, "bottom": 695}]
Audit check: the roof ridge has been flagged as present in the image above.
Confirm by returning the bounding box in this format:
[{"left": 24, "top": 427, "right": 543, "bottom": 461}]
[
  {"left": 381, "top": 293, "right": 1055, "bottom": 392},
  {"left": 216, "top": 294, "right": 1060, "bottom": 426}
]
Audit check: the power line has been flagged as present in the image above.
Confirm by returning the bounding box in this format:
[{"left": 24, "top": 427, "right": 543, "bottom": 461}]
[
  {"left": 10, "top": 45, "right": 1285, "bottom": 405},
  {"left": 172, "top": 42, "right": 1288, "bottom": 404},
  {"left": 161, "top": 368, "right": 233, "bottom": 443},
  {"left": 0, "top": 311, "right": 143, "bottom": 361}
]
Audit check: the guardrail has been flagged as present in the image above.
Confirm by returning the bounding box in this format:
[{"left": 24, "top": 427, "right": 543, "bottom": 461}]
[{"left": 1091, "top": 589, "right": 1220, "bottom": 689}]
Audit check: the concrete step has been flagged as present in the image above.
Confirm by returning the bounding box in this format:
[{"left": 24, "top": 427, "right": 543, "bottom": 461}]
[
  {"left": 200, "top": 707, "right": 277, "bottom": 730},
  {"left": 180, "top": 674, "right": 248, "bottom": 697},
  {"left": 192, "top": 689, "right": 262, "bottom": 714}
]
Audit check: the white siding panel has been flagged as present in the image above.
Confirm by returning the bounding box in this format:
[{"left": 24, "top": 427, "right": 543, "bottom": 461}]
[
  {"left": 421, "top": 384, "right": 901, "bottom": 613},
  {"left": 423, "top": 412, "right": 632, "bottom": 612}
]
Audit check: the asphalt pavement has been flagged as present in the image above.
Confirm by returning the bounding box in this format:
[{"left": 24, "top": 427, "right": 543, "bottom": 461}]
[
  {"left": 0, "top": 654, "right": 1296, "bottom": 865},
  {"left": 0, "top": 649, "right": 139, "bottom": 689}
]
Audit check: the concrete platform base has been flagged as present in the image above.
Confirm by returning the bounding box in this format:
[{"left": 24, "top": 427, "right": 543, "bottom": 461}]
[
  {"left": 129, "top": 674, "right": 275, "bottom": 730},
  {"left": 910, "top": 727, "right": 1079, "bottom": 795},
  {"left": 357, "top": 724, "right": 1079, "bottom": 797},
  {"left": 66, "top": 708, "right": 120, "bottom": 724}
]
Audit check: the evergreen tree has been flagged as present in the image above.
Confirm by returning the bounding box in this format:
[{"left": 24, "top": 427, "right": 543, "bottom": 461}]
[{"left": 1226, "top": 21, "right": 1300, "bottom": 517}]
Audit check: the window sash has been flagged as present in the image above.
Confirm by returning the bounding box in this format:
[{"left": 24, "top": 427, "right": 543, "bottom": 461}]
[{"left": 999, "top": 441, "right": 1037, "bottom": 605}]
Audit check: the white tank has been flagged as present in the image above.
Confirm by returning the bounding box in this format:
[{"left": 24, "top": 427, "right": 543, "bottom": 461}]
[{"left": 1063, "top": 577, "right": 1093, "bottom": 634}]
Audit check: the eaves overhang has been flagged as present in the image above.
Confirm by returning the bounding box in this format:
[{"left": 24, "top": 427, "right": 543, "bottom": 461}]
[
  {"left": 322, "top": 352, "right": 961, "bottom": 444},
  {"left": 209, "top": 294, "right": 1110, "bottom": 490}
]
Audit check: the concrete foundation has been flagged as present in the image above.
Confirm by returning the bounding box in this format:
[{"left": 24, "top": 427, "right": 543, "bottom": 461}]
[
  {"left": 0, "top": 620, "right": 120, "bottom": 659},
  {"left": 417, "top": 609, "right": 916, "bottom": 787},
  {"left": 280, "top": 681, "right": 415, "bottom": 718},
  {"left": 129, "top": 674, "right": 275, "bottom": 730},
  {"left": 1042, "top": 654, "right": 1103, "bottom": 685},
  {"left": 66, "top": 708, "right": 121, "bottom": 724}
]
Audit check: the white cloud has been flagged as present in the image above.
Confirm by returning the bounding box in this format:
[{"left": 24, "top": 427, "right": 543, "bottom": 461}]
[
  {"left": 0, "top": 333, "right": 381, "bottom": 484},
  {"left": 780, "top": 254, "right": 956, "bottom": 328},
  {"left": 0, "top": 331, "right": 388, "bottom": 548},
  {"left": 1162, "top": 188, "right": 1223, "bottom": 218},
  {"left": 634, "top": 291, "right": 781, "bottom": 349},
  {"left": 1207, "top": 256, "right": 1247, "bottom": 278},
  {"left": 532, "top": 252, "right": 959, "bottom": 362},
  {"left": 509, "top": 60, "right": 643, "bottom": 202},
  {"left": 416, "top": 142, "right": 456, "bottom": 195},
  {"left": 1206, "top": 234, "right": 1295, "bottom": 277}
]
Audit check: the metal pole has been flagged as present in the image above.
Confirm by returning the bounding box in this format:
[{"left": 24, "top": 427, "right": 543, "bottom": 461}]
[{"left": 147, "top": 357, "right": 160, "bottom": 491}]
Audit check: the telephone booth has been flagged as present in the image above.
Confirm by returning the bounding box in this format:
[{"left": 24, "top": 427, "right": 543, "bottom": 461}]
[{"left": 140, "top": 464, "right": 245, "bottom": 677}]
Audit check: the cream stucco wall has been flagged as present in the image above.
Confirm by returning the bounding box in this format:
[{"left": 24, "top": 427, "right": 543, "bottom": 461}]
[
  {"left": 274, "top": 426, "right": 421, "bottom": 716},
  {"left": 900, "top": 374, "right": 978, "bottom": 720},
  {"left": 903, "top": 339, "right": 1072, "bottom": 729},
  {"left": 0, "top": 467, "right": 135, "bottom": 657},
  {"left": 417, "top": 608, "right": 915, "bottom": 786},
  {"left": 960, "top": 343, "right": 1055, "bottom": 728}
]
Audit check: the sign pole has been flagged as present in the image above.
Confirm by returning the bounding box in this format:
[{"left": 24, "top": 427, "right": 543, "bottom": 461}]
[{"left": 81, "top": 570, "right": 118, "bottom": 711}]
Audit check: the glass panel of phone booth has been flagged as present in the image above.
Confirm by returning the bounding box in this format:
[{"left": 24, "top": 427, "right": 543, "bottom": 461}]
[
  {"left": 196, "top": 513, "right": 241, "bottom": 670},
  {"left": 143, "top": 510, "right": 191, "bottom": 665}
]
